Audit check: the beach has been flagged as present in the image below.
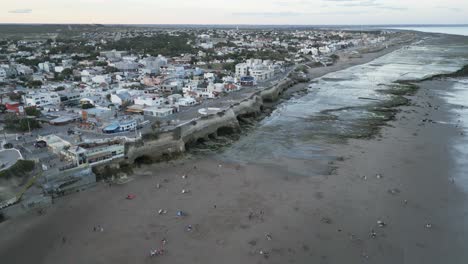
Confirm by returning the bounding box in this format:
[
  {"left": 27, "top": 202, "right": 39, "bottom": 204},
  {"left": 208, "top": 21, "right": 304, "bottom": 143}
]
[{"left": 1, "top": 32, "right": 468, "bottom": 264}]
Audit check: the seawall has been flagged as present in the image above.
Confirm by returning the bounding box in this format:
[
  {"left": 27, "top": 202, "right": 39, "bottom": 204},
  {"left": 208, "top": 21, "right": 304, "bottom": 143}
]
[{"left": 94, "top": 77, "right": 297, "bottom": 174}]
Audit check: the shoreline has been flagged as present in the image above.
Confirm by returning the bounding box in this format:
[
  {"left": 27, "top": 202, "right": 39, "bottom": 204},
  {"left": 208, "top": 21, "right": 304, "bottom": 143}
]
[{"left": 98, "top": 32, "right": 418, "bottom": 175}]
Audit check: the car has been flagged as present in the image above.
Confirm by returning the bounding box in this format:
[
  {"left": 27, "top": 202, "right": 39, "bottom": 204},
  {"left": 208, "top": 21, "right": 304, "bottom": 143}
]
[{"left": 34, "top": 140, "right": 47, "bottom": 148}]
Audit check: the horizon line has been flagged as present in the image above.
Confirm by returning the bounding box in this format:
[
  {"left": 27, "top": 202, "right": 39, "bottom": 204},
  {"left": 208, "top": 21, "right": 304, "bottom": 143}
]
[{"left": 0, "top": 23, "right": 467, "bottom": 27}]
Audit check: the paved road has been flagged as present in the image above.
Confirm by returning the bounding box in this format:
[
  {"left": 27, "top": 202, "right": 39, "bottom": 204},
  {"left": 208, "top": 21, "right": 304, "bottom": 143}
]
[{"left": 0, "top": 149, "right": 22, "bottom": 171}]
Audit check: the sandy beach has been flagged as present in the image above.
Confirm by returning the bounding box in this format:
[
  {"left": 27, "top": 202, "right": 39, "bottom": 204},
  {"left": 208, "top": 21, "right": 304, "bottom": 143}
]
[{"left": 2, "top": 33, "right": 468, "bottom": 264}]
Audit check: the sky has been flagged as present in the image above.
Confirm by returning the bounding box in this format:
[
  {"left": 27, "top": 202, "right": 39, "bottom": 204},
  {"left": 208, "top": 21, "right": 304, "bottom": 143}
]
[{"left": 2, "top": 0, "right": 468, "bottom": 25}]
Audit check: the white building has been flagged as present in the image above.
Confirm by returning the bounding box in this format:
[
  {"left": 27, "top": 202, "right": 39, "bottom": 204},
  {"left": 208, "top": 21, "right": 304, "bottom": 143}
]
[
  {"left": 204, "top": 72, "right": 216, "bottom": 81},
  {"left": 235, "top": 63, "right": 250, "bottom": 78},
  {"left": 15, "top": 64, "right": 34, "bottom": 76},
  {"left": 140, "top": 55, "right": 167, "bottom": 74},
  {"left": 250, "top": 66, "right": 275, "bottom": 81},
  {"left": 134, "top": 96, "right": 165, "bottom": 107},
  {"left": 114, "top": 61, "right": 139, "bottom": 72},
  {"left": 23, "top": 92, "right": 61, "bottom": 107},
  {"left": 54, "top": 66, "right": 65, "bottom": 73},
  {"left": 38, "top": 62, "right": 55, "bottom": 73},
  {"left": 143, "top": 107, "right": 174, "bottom": 117},
  {"left": 177, "top": 97, "right": 197, "bottom": 106},
  {"left": 110, "top": 91, "right": 132, "bottom": 106},
  {"left": 235, "top": 59, "right": 276, "bottom": 81},
  {"left": 0, "top": 68, "right": 6, "bottom": 81},
  {"left": 199, "top": 42, "right": 214, "bottom": 49},
  {"left": 91, "top": 75, "right": 111, "bottom": 84}
]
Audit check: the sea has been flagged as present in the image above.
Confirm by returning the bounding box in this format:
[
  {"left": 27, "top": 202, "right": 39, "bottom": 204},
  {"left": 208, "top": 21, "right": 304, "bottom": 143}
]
[
  {"left": 218, "top": 28, "right": 468, "bottom": 190},
  {"left": 386, "top": 26, "right": 468, "bottom": 36}
]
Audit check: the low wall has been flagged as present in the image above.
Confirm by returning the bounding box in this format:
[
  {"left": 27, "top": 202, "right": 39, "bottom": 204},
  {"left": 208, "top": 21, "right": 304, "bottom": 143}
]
[{"left": 97, "top": 77, "right": 298, "bottom": 171}]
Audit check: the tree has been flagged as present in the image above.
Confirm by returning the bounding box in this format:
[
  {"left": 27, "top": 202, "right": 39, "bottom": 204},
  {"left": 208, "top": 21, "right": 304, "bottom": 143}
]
[
  {"left": 61, "top": 68, "right": 73, "bottom": 76},
  {"left": 4, "top": 114, "right": 41, "bottom": 132},
  {"left": 223, "top": 62, "right": 236, "bottom": 72},
  {"left": 152, "top": 120, "right": 162, "bottom": 131},
  {"left": 27, "top": 80, "right": 43, "bottom": 88},
  {"left": 105, "top": 66, "right": 119, "bottom": 73},
  {"left": 81, "top": 103, "right": 95, "bottom": 109},
  {"left": 0, "top": 104, "right": 6, "bottom": 113},
  {"left": 95, "top": 61, "right": 108, "bottom": 67},
  {"left": 25, "top": 107, "right": 41, "bottom": 117},
  {"left": 8, "top": 92, "right": 22, "bottom": 101}
]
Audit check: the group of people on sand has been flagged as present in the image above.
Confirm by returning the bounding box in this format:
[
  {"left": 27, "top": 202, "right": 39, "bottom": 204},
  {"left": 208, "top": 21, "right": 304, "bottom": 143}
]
[{"left": 149, "top": 239, "right": 167, "bottom": 257}]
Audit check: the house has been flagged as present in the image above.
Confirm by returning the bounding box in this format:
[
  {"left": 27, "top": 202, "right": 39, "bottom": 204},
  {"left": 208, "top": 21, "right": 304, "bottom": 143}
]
[
  {"left": 114, "top": 61, "right": 139, "bottom": 72},
  {"left": 140, "top": 56, "right": 167, "bottom": 74},
  {"left": 110, "top": 92, "right": 132, "bottom": 106},
  {"left": 91, "top": 75, "right": 111, "bottom": 84},
  {"left": 38, "top": 62, "right": 55, "bottom": 73},
  {"left": 177, "top": 97, "right": 197, "bottom": 106},
  {"left": 224, "top": 83, "right": 240, "bottom": 92},
  {"left": 207, "top": 83, "right": 225, "bottom": 94},
  {"left": 85, "top": 105, "right": 113, "bottom": 116},
  {"left": 78, "top": 140, "right": 125, "bottom": 166},
  {"left": 204, "top": 72, "right": 216, "bottom": 81},
  {"left": 236, "top": 59, "right": 275, "bottom": 81},
  {"left": 100, "top": 50, "right": 127, "bottom": 60},
  {"left": 250, "top": 66, "right": 274, "bottom": 82},
  {"left": 5, "top": 103, "right": 21, "bottom": 113},
  {"left": 15, "top": 64, "right": 33, "bottom": 76},
  {"left": 240, "top": 76, "right": 255, "bottom": 87},
  {"left": 134, "top": 95, "right": 165, "bottom": 107},
  {"left": 143, "top": 107, "right": 174, "bottom": 117},
  {"left": 0, "top": 65, "right": 16, "bottom": 79},
  {"left": 0, "top": 68, "right": 6, "bottom": 81},
  {"left": 102, "top": 119, "right": 137, "bottom": 133},
  {"left": 235, "top": 63, "right": 250, "bottom": 77},
  {"left": 23, "top": 92, "right": 61, "bottom": 107}
]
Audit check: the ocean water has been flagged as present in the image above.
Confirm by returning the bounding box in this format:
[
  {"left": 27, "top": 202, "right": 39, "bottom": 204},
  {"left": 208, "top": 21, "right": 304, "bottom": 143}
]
[
  {"left": 387, "top": 26, "right": 468, "bottom": 36},
  {"left": 221, "top": 35, "right": 468, "bottom": 176},
  {"left": 438, "top": 78, "right": 468, "bottom": 192}
]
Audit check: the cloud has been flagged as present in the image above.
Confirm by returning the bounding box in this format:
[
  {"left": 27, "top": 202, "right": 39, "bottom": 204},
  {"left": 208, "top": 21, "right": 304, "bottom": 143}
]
[
  {"left": 435, "top": 6, "right": 462, "bottom": 12},
  {"left": 233, "top": 11, "right": 305, "bottom": 17},
  {"left": 233, "top": 10, "right": 367, "bottom": 17},
  {"left": 321, "top": 0, "right": 407, "bottom": 11},
  {"left": 8, "top": 9, "right": 32, "bottom": 14}
]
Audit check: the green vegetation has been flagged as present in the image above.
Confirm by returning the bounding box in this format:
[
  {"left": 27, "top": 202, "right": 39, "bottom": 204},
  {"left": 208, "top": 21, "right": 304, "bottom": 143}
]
[
  {"left": 81, "top": 103, "right": 95, "bottom": 109},
  {"left": 377, "top": 83, "right": 419, "bottom": 96},
  {"left": 8, "top": 92, "right": 22, "bottom": 101},
  {"left": 95, "top": 61, "right": 108, "bottom": 67},
  {"left": 54, "top": 86, "right": 65, "bottom": 91},
  {"left": 105, "top": 66, "right": 119, "bottom": 73},
  {"left": 330, "top": 54, "right": 340, "bottom": 62},
  {"left": 16, "top": 57, "right": 46, "bottom": 68},
  {"left": 223, "top": 62, "right": 236, "bottom": 72},
  {"left": 105, "top": 33, "right": 195, "bottom": 57},
  {"left": 49, "top": 68, "right": 72, "bottom": 81},
  {"left": 422, "top": 64, "right": 468, "bottom": 80},
  {"left": 295, "top": 65, "right": 309, "bottom": 74},
  {"left": 26, "top": 80, "right": 43, "bottom": 88},
  {"left": 4, "top": 114, "right": 41, "bottom": 132},
  {"left": 49, "top": 42, "right": 96, "bottom": 55},
  {"left": 0, "top": 160, "right": 35, "bottom": 180},
  {"left": 25, "top": 107, "right": 42, "bottom": 117}
]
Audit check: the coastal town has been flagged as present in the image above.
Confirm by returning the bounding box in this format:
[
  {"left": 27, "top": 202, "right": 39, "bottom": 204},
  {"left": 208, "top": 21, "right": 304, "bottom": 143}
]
[{"left": 0, "top": 26, "right": 396, "bottom": 218}]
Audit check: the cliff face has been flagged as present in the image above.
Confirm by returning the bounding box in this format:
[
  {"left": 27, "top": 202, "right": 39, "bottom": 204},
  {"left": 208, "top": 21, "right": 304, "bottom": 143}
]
[{"left": 100, "top": 78, "right": 297, "bottom": 171}]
